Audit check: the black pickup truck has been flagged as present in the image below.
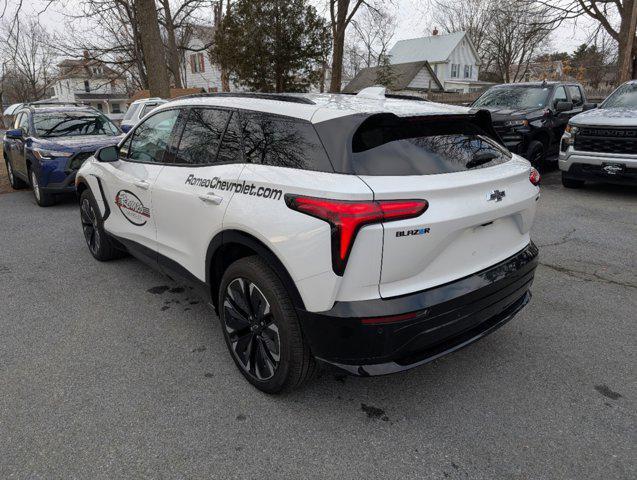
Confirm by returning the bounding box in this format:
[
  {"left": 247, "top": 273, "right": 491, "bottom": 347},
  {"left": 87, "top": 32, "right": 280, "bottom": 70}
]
[{"left": 471, "top": 81, "right": 596, "bottom": 166}]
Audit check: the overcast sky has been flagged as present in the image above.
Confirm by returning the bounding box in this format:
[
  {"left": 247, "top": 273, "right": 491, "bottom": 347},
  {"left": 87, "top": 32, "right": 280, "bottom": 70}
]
[{"left": 25, "top": 0, "right": 599, "bottom": 55}]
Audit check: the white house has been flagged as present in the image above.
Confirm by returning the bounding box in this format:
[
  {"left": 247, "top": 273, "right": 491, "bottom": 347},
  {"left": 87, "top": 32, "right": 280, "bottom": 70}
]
[
  {"left": 50, "top": 51, "right": 128, "bottom": 117},
  {"left": 388, "top": 30, "right": 483, "bottom": 93},
  {"left": 182, "top": 25, "right": 223, "bottom": 92}
]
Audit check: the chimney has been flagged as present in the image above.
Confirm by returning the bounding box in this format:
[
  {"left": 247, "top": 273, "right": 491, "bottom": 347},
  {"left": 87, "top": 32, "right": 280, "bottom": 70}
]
[
  {"left": 83, "top": 50, "right": 90, "bottom": 61},
  {"left": 432, "top": 28, "right": 439, "bottom": 36}
]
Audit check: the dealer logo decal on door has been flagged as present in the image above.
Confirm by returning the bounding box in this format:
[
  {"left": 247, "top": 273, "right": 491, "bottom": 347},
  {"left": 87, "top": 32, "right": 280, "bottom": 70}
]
[{"left": 115, "top": 190, "right": 151, "bottom": 226}]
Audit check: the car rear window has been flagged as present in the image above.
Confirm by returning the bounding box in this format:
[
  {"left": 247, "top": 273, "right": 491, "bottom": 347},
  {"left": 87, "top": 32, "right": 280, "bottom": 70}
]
[
  {"left": 240, "top": 112, "right": 333, "bottom": 171},
  {"left": 123, "top": 103, "right": 141, "bottom": 121},
  {"left": 351, "top": 116, "right": 511, "bottom": 176}
]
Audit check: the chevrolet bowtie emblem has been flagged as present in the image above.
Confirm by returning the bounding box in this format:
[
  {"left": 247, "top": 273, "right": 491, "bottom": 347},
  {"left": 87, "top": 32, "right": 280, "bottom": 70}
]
[{"left": 488, "top": 190, "right": 506, "bottom": 202}]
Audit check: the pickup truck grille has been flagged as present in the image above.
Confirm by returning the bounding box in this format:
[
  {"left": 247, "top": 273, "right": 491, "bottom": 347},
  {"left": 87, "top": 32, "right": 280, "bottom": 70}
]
[{"left": 574, "top": 127, "right": 637, "bottom": 155}]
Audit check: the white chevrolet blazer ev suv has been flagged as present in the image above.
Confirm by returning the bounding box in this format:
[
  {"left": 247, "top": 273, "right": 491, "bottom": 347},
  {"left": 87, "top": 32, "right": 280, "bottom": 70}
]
[{"left": 76, "top": 88, "right": 540, "bottom": 393}]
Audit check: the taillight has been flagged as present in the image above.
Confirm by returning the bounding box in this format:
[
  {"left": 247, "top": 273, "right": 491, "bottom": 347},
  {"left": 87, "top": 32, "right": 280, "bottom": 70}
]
[
  {"left": 284, "top": 195, "right": 428, "bottom": 276},
  {"left": 529, "top": 168, "right": 541, "bottom": 186}
]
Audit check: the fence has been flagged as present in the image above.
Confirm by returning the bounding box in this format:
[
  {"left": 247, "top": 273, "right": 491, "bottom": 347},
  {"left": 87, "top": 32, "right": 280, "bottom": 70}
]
[{"left": 399, "top": 87, "right": 616, "bottom": 106}]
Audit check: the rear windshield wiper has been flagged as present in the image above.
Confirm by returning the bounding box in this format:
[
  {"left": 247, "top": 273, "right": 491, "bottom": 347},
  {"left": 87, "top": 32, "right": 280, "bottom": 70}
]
[{"left": 466, "top": 151, "right": 499, "bottom": 169}]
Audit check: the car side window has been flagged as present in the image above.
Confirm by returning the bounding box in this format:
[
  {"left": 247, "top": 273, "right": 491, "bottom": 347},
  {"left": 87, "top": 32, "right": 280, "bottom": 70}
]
[
  {"left": 217, "top": 111, "right": 242, "bottom": 163},
  {"left": 240, "top": 112, "right": 332, "bottom": 171},
  {"left": 174, "top": 108, "right": 231, "bottom": 165},
  {"left": 15, "top": 112, "right": 29, "bottom": 134},
  {"left": 13, "top": 113, "right": 23, "bottom": 129},
  {"left": 126, "top": 109, "right": 179, "bottom": 164},
  {"left": 552, "top": 86, "right": 568, "bottom": 108},
  {"left": 568, "top": 86, "right": 583, "bottom": 107}
]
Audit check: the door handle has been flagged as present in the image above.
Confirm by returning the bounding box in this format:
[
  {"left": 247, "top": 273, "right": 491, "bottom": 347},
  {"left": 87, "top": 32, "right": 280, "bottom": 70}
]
[
  {"left": 133, "top": 179, "right": 150, "bottom": 190},
  {"left": 198, "top": 192, "right": 223, "bottom": 205}
]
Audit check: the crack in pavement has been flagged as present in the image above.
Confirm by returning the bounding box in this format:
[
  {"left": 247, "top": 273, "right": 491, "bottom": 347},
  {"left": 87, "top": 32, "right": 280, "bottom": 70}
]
[
  {"left": 539, "top": 262, "right": 637, "bottom": 290},
  {"left": 537, "top": 228, "right": 577, "bottom": 248}
]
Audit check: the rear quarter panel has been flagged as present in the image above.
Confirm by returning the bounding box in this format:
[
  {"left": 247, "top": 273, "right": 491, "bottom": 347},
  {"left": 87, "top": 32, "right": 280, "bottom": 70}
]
[{"left": 224, "top": 164, "right": 381, "bottom": 312}]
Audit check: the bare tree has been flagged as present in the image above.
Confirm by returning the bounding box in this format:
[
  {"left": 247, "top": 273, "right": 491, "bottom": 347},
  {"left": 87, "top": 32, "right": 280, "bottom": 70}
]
[
  {"left": 350, "top": 6, "right": 396, "bottom": 68},
  {"left": 158, "top": 0, "right": 213, "bottom": 89},
  {"left": 483, "top": 2, "right": 555, "bottom": 82},
  {"left": 56, "top": 0, "right": 150, "bottom": 90},
  {"left": 0, "top": 18, "right": 55, "bottom": 101},
  {"left": 327, "top": 0, "right": 382, "bottom": 92},
  {"left": 530, "top": 0, "right": 637, "bottom": 82},
  {"left": 341, "top": 40, "right": 364, "bottom": 81}
]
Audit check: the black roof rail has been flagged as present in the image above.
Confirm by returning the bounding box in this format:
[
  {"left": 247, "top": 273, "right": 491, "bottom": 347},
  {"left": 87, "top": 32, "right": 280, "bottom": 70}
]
[
  {"left": 385, "top": 93, "right": 431, "bottom": 102},
  {"left": 340, "top": 91, "right": 431, "bottom": 102},
  {"left": 173, "top": 92, "right": 316, "bottom": 105},
  {"left": 24, "top": 101, "right": 87, "bottom": 108}
]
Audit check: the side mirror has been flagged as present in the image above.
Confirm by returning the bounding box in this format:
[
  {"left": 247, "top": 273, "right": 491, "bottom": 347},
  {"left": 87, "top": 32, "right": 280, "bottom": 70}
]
[
  {"left": 583, "top": 103, "right": 597, "bottom": 111},
  {"left": 96, "top": 145, "right": 119, "bottom": 162},
  {"left": 120, "top": 124, "right": 132, "bottom": 133},
  {"left": 555, "top": 101, "right": 573, "bottom": 113},
  {"left": 5, "top": 128, "right": 23, "bottom": 139}
]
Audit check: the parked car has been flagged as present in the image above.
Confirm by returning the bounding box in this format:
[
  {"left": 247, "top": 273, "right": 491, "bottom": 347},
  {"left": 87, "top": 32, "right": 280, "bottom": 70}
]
[
  {"left": 75, "top": 89, "right": 540, "bottom": 393},
  {"left": 120, "top": 97, "right": 167, "bottom": 133},
  {"left": 559, "top": 80, "right": 637, "bottom": 187},
  {"left": 471, "top": 81, "right": 595, "bottom": 166},
  {"left": 3, "top": 104, "right": 123, "bottom": 206}
]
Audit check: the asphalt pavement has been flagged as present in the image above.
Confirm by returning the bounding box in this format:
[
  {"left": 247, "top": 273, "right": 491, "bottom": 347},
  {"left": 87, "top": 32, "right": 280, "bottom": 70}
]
[{"left": 0, "top": 171, "right": 635, "bottom": 479}]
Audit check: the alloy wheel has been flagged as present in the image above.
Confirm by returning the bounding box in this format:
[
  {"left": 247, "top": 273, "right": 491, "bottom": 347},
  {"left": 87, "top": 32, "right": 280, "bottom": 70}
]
[
  {"left": 223, "top": 278, "right": 280, "bottom": 381},
  {"left": 80, "top": 197, "right": 101, "bottom": 254},
  {"left": 6, "top": 161, "right": 14, "bottom": 184},
  {"left": 30, "top": 171, "right": 40, "bottom": 201}
]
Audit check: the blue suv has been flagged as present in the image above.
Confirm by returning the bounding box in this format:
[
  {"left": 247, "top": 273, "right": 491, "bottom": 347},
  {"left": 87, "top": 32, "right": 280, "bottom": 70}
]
[{"left": 3, "top": 104, "right": 123, "bottom": 206}]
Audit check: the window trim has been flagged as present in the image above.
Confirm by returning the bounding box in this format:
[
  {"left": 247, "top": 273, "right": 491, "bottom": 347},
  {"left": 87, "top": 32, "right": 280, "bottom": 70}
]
[
  {"left": 567, "top": 84, "right": 583, "bottom": 107},
  {"left": 550, "top": 85, "right": 568, "bottom": 108},
  {"left": 15, "top": 111, "right": 31, "bottom": 135},
  {"left": 123, "top": 105, "right": 332, "bottom": 171},
  {"left": 117, "top": 107, "right": 182, "bottom": 165},
  {"left": 162, "top": 106, "right": 239, "bottom": 168}
]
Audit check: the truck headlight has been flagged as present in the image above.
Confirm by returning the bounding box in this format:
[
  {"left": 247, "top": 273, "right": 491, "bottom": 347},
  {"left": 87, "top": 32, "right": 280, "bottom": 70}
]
[{"left": 561, "top": 125, "right": 578, "bottom": 152}]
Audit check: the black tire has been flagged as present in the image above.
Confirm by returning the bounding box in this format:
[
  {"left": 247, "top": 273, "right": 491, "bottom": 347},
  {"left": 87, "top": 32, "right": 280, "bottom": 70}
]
[
  {"left": 29, "top": 169, "right": 56, "bottom": 207},
  {"left": 80, "top": 189, "right": 126, "bottom": 261},
  {"left": 218, "top": 256, "right": 316, "bottom": 393},
  {"left": 526, "top": 140, "right": 546, "bottom": 168},
  {"left": 5, "top": 158, "right": 28, "bottom": 189},
  {"left": 561, "top": 172, "right": 585, "bottom": 189}
]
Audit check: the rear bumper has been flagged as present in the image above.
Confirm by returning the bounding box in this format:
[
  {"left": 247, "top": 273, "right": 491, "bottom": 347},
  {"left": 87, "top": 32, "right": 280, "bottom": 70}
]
[{"left": 297, "top": 242, "right": 538, "bottom": 376}]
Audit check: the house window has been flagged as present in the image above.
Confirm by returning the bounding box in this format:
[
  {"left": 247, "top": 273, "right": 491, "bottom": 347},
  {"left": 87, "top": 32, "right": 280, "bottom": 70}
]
[
  {"left": 112, "top": 103, "right": 121, "bottom": 113},
  {"left": 84, "top": 80, "right": 90, "bottom": 92},
  {"left": 451, "top": 64, "right": 459, "bottom": 78},
  {"left": 96, "top": 103, "right": 103, "bottom": 111},
  {"left": 190, "top": 53, "right": 205, "bottom": 74},
  {"left": 464, "top": 65, "right": 472, "bottom": 79}
]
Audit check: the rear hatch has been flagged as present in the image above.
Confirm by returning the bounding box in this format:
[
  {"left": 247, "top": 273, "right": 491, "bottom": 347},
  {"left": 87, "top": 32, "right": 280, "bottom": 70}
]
[{"left": 351, "top": 114, "right": 539, "bottom": 298}]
